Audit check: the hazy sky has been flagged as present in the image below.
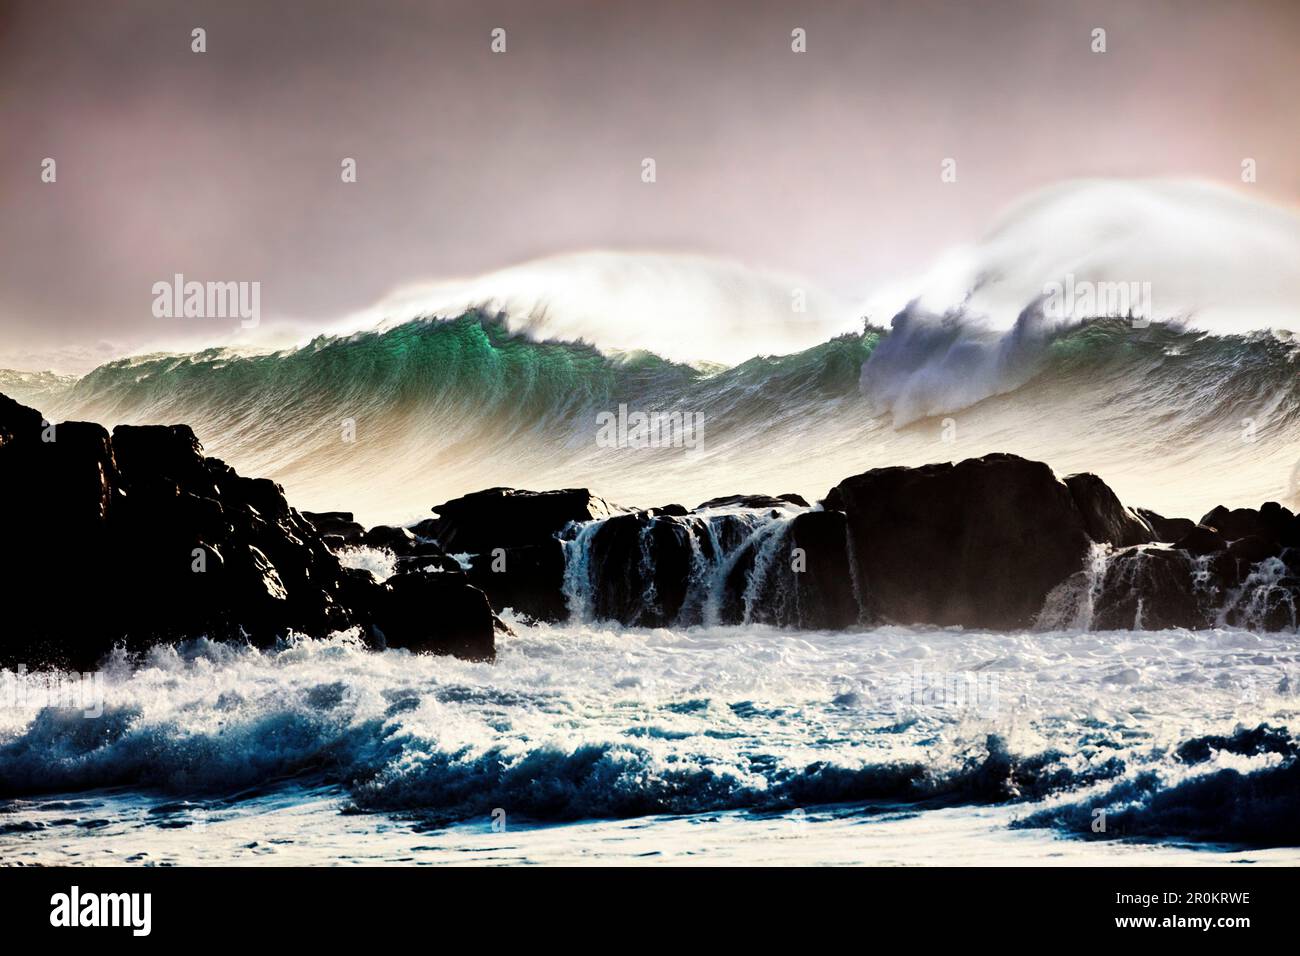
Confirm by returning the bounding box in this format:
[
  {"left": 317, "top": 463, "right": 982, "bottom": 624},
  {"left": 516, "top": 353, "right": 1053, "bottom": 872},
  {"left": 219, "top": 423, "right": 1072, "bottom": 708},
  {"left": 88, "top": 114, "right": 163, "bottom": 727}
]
[{"left": 2, "top": 0, "right": 1297, "bottom": 369}]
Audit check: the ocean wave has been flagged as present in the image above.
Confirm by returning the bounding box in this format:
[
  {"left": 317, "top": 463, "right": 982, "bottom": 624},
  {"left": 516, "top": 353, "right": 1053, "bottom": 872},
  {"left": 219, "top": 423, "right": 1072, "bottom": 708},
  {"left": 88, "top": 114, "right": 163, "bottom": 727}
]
[
  {"left": 348, "top": 732, "right": 1129, "bottom": 823},
  {"left": 1, "top": 627, "right": 1296, "bottom": 840},
  {"left": 23, "top": 309, "right": 1299, "bottom": 522},
  {"left": 1013, "top": 724, "right": 1300, "bottom": 847},
  {"left": 860, "top": 179, "right": 1300, "bottom": 337}
]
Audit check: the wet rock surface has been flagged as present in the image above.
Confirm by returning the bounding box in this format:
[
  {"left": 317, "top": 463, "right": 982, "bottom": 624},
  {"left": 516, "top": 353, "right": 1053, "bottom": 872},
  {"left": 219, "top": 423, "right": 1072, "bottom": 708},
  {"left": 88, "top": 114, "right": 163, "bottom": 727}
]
[
  {"left": 1, "top": 394, "right": 500, "bottom": 667},
  {"left": 5, "top": 389, "right": 1296, "bottom": 672}
]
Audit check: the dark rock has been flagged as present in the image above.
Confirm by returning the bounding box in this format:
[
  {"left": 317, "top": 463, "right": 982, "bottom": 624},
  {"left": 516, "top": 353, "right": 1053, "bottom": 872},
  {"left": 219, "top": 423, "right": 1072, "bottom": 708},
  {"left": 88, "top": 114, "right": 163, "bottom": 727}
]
[
  {"left": 39, "top": 420, "right": 117, "bottom": 527},
  {"left": 1259, "top": 502, "right": 1297, "bottom": 542},
  {"left": 466, "top": 540, "right": 569, "bottom": 622},
  {"left": 695, "top": 493, "right": 808, "bottom": 511},
  {"left": 112, "top": 423, "right": 205, "bottom": 475},
  {"left": 1227, "top": 533, "right": 1282, "bottom": 567},
  {"left": 302, "top": 509, "right": 357, "bottom": 527},
  {"left": 394, "top": 539, "right": 465, "bottom": 576},
  {"left": 712, "top": 510, "right": 859, "bottom": 629},
  {"left": 583, "top": 513, "right": 696, "bottom": 626},
  {"left": 823, "top": 454, "right": 1092, "bottom": 629},
  {"left": 1065, "top": 473, "right": 1154, "bottom": 547},
  {"left": 1199, "top": 505, "right": 1269, "bottom": 542},
  {"left": 1253, "top": 579, "right": 1298, "bottom": 631},
  {"left": 1221, "top": 569, "right": 1299, "bottom": 631},
  {"left": 0, "top": 392, "right": 44, "bottom": 446},
  {"left": 302, "top": 511, "right": 366, "bottom": 545},
  {"left": 431, "top": 487, "right": 618, "bottom": 553},
  {"left": 513, "top": 505, "right": 811, "bottom": 628},
  {"left": 408, "top": 517, "right": 441, "bottom": 540},
  {"left": 786, "top": 510, "right": 859, "bottom": 628},
  {"left": 1136, "top": 508, "right": 1197, "bottom": 544},
  {"left": 361, "top": 524, "right": 416, "bottom": 554},
  {"left": 0, "top": 393, "right": 494, "bottom": 668},
  {"left": 1173, "top": 525, "right": 1229, "bottom": 557},
  {"left": 1283, "top": 515, "right": 1300, "bottom": 549},
  {"left": 1091, "top": 547, "right": 1209, "bottom": 630},
  {"left": 369, "top": 572, "right": 496, "bottom": 661},
  {"left": 646, "top": 504, "right": 689, "bottom": 517}
]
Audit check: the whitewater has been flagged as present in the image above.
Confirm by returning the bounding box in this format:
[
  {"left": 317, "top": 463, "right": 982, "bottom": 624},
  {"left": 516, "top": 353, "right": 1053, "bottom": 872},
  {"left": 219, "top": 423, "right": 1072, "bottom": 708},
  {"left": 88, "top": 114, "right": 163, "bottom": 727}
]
[
  {"left": 4, "top": 180, "right": 1296, "bottom": 526},
  {"left": 1, "top": 621, "right": 1297, "bottom": 865},
  {"left": 2, "top": 178, "right": 1298, "bottom": 865},
  {"left": 7, "top": 315, "right": 1295, "bottom": 527}
]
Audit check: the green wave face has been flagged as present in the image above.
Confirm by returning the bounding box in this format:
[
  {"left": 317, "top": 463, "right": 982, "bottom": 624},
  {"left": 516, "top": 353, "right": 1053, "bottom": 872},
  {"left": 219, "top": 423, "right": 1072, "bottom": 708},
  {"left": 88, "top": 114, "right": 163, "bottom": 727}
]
[{"left": 21, "top": 313, "right": 1300, "bottom": 525}]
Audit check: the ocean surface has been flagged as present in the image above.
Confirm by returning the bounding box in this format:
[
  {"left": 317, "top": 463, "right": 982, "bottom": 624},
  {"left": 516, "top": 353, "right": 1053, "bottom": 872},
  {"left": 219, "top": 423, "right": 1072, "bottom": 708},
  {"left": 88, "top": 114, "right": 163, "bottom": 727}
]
[
  {"left": 3, "top": 315, "right": 1298, "bottom": 527},
  {"left": 2, "top": 621, "right": 1298, "bottom": 865},
  {"left": 2, "top": 179, "right": 1297, "bottom": 865}
]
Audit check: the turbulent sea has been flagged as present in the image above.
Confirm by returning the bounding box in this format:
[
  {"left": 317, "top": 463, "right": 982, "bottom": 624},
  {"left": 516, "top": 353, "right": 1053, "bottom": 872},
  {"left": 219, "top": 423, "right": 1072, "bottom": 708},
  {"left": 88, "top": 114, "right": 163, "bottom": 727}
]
[
  {"left": 3, "top": 312, "right": 1298, "bottom": 525},
  {"left": 1, "top": 623, "right": 1298, "bottom": 865},
  {"left": 2, "top": 274, "right": 1299, "bottom": 864}
]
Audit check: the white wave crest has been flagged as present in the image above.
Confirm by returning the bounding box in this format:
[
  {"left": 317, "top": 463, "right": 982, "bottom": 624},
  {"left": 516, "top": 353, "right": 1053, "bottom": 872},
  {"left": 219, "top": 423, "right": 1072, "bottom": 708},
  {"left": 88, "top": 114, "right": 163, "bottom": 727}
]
[
  {"left": 345, "top": 251, "right": 860, "bottom": 366},
  {"left": 858, "top": 179, "right": 1300, "bottom": 424}
]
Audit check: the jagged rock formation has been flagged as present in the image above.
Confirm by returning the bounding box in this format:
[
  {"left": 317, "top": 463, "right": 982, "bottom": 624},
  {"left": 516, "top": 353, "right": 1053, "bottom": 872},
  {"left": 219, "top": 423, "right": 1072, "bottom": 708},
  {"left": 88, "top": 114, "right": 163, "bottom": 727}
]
[
  {"left": 5, "top": 384, "right": 1296, "bottom": 671},
  {"left": 0, "top": 394, "right": 497, "bottom": 667}
]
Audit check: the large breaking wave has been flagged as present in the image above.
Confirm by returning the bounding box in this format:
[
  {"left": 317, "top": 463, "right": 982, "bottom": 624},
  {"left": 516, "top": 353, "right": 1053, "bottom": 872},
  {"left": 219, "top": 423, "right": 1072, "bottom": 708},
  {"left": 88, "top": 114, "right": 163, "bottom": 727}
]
[
  {"left": 1, "top": 626, "right": 1297, "bottom": 849},
  {"left": 3, "top": 178, "right": 1297, "bottom": 523},
  {"left": 8, "top": 312, "right": 1297, "bottom": 526}
]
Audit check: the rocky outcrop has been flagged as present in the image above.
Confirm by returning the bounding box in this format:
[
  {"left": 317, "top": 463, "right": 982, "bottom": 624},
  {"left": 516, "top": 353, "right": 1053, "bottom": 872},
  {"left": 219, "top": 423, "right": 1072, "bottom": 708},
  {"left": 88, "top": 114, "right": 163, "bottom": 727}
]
[
  {"left": 401, "top": 459, "right": 1297, "bottom": 635},
  {"left": 1200, "top": 505, "right": 1267, "bottom": 542},
  {"left": 464, "top": 541, "right": 568, "bottom": 623},
  {"left": 1065, "top": 473, "right": 1154, "bottom": 547},
  {"left": 712, "top": 509, "right": 858, "bottom": 629},
  {"left": 786, "top": 510, "right": 860, "bottom": 629},
  {"left": 1136, "top": 508, "right": 1196, "bottom": 544},
  {"left": 1200, "top": 502, "right": 1300, "bottom": 547},
  {"left": 7, "top": 386, "right": 1296, "bottom": 661},
  {"left": 1090, "top": 547, "right": 1209, "bottom": 630},
  {"left": 1040, "top": 503, "right": 1299, "bottom": 633},
  {"left": 430, "top": 487, "right": 619, "bottom": 553},
  {"left": 0, "top": 394, "right": 498, "bottom": 668},
  {"left": 368, "top": 572, "right": 496, "bottom": 661},
  {"left": 422, "top": 487, "right": 635, "bottom": 624},
  {"left": 824, "top": 454, "right": 1093, "bottom": 629},
  {"left": 426, "top": 485, "right": 855, "bottom": 631},
  {"left": 695, "top": 493, "right": 810, "bottom": 510},
  {"left": 579, "top": 512, "right": 710, "bottom": 627},
  {"left": 1174, "top": 525, "right": 1229, "bottom": 556},
  {"left": 301, "top": 510, "right": 366, "bottom": 550}
]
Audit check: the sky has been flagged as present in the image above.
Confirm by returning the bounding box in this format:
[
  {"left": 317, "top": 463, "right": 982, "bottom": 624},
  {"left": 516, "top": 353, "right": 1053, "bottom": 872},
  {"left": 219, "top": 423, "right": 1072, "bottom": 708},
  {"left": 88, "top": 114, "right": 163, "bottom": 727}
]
[{"left": 1, "top": 0, "right": 1298, "bottom": 371}]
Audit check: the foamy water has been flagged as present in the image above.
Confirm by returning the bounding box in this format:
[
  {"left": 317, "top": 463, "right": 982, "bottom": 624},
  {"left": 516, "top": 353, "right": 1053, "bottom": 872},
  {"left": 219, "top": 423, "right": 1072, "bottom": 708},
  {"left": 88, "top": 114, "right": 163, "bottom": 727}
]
[{"left": 2, "top": 621, "right": 1298, "bottom": 865}]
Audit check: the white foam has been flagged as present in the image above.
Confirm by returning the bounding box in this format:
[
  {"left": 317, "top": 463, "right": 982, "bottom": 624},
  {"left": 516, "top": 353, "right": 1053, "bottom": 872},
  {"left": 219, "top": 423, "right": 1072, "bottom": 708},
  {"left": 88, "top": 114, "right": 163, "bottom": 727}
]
[
  {"left": 857, "top": 179, "right": 1300, "bottom": 424},
  {"left": 862, "top": 178, "right": 1300, "bottom": 336},
  {"left": 1, "top": 619, "right": 1298, "bottom": 864},
  {"left": 341, "top": 251, "right": 861, "bottom": 367}
]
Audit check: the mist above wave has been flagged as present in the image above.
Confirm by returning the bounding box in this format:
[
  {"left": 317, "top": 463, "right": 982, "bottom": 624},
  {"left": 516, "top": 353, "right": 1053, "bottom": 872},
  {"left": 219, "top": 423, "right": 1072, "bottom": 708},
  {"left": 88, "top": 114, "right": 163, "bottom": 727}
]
[
  {"left": 856, "top": 179, "right": 1300, "bottom": 426},
  {"left": 331, "top": 250, "right": 860, "bottom": 367},
  {"left": 862, "top": 178, "right": 1300, "bottom": 336}
]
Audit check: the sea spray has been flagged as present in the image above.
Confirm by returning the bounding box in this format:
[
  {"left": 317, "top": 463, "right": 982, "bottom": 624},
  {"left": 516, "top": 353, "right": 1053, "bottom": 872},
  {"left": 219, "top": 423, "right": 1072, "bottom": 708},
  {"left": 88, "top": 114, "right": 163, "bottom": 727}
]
[
  {"left": 1219, "top": 557, "right": 1298, "bottom": 631},
  {"left": 1, "top": 624, "right": 1294, "bottom": 849},
  {"left": 560, "top": 507, "right": 806, "bottom": 628},
  {"left": 29, "top": 315, "right": 1300, "bottom": 523}
]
